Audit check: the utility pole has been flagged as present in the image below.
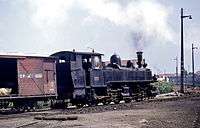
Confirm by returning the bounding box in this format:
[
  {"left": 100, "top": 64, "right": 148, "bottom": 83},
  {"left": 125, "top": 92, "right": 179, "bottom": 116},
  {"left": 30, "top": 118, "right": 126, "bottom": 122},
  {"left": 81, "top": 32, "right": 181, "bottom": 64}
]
[
  {"left": 180, "top": 8, "right": 192, "bottom": 93},
  {"left": 173, "top": 57, "right": 178, "bottom": 85},
  {"left": 192, "top": 43, "right": 197, "bottom": 87}
]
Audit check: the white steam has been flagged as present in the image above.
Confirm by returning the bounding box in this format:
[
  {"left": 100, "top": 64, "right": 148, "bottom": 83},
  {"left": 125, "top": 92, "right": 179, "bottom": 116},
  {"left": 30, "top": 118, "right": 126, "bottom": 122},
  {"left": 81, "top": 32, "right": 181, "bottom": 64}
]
[
  {"left": 27, "top": 0, "right": 174, "bottom": 50},
  {"left": 28, "top": 0, "right": 74, "bottom": 28}
]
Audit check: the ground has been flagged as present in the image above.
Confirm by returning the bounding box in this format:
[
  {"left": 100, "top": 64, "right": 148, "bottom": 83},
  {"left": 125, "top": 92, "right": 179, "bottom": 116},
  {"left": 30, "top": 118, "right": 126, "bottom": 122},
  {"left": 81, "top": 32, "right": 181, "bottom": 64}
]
[{"left": 0, "top": 96, "right": 199, "bottom": 128}]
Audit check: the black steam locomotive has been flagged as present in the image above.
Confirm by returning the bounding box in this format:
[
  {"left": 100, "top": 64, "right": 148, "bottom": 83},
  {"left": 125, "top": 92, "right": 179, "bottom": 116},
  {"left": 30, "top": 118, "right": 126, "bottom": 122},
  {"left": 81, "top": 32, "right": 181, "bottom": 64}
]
[{"left": 51, "top": 51, "right": 156, "bottom": 106}]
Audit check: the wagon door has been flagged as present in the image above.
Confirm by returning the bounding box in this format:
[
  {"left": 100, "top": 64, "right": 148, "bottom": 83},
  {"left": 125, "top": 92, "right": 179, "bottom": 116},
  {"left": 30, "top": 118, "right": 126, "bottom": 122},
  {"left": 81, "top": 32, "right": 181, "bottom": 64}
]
[
  {"left": 43, "top": 59, "right": 57, "bottom": 95},
  {"left": 18, "top": 58, "right": 44, "bottom": 96}
]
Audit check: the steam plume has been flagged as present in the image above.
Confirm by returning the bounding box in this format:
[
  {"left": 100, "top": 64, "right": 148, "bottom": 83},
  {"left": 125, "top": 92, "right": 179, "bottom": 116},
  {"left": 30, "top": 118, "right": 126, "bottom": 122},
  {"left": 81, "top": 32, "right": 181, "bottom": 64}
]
[{"left": 27, "top": 0, "right": 174, "bottom": 50}]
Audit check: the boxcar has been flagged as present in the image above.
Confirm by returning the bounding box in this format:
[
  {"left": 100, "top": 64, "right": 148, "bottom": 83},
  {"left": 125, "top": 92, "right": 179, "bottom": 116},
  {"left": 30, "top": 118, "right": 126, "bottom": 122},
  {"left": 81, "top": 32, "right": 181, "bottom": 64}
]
[{"left": 0, "top": 54, "right": 57, "bottom": 110}]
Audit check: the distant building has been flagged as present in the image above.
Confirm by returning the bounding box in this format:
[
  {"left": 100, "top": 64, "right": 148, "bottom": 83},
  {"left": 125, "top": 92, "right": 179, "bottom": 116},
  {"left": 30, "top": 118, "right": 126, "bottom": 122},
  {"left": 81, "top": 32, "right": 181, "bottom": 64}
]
[
  {"left": 168, "top": 72, "right": 200, "bottom": 86},
  {"left": 157, "top": 73, "right": 176, "bottom": 82}
]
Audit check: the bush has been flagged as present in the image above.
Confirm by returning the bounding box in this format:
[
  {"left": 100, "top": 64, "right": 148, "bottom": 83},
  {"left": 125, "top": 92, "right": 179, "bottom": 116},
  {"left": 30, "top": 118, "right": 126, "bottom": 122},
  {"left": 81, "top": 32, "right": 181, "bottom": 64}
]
[{"left": 153, "top": 81, "right": 173, "bottom": 94}]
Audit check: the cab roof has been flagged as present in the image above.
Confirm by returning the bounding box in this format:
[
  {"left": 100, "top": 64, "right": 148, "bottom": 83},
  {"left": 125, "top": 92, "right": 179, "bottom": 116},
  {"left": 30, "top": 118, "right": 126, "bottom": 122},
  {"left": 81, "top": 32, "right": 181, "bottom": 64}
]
[{"left": 51, "top": 51, "right": 103, "bottom": 56}]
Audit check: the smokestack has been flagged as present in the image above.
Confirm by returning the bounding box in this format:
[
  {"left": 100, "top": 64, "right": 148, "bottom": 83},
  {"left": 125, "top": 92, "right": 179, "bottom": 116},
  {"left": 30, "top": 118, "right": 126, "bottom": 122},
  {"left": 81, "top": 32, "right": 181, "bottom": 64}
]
[{"left": 136, "top": 51, "right": 143, "bottom": 68}]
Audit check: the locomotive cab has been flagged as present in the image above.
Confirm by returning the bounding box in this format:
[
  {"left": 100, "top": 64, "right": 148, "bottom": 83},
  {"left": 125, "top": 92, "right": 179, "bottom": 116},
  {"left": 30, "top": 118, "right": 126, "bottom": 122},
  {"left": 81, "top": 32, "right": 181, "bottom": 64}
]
[{"left": 51, "top": 51, "right": 104, "bottom": 104}]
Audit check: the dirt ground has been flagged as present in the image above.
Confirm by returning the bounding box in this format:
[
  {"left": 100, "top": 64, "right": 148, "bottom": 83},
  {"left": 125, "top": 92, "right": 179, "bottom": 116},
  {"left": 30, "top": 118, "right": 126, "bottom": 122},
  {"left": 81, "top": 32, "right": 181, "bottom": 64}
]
[{"left": 0, "top": 96, "right": 199, "bottom": 128}]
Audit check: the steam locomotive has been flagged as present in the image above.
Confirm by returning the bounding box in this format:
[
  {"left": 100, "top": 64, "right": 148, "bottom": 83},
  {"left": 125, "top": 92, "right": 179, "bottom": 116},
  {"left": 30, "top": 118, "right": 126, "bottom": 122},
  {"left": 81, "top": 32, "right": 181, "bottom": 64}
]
[
  {"left": 0, "top": 50, "right": 156, "bottom": 110},
  {"left": 51, "top": 51, "right": 156, "bottom": 106}
]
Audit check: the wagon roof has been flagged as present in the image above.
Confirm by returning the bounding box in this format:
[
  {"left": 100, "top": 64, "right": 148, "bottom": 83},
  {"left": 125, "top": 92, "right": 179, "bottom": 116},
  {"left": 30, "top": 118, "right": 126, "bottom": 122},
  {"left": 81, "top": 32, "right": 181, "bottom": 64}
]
[{"left": 0, "top": 53, "right": 55, "bottom": 59}]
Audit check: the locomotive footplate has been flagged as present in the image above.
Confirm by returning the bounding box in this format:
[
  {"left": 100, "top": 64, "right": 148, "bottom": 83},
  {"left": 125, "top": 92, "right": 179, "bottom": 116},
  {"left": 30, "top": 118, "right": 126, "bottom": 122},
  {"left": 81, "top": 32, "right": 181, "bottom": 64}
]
[{"left": 106, "top": 80, "right": 154, "bottom": 85}]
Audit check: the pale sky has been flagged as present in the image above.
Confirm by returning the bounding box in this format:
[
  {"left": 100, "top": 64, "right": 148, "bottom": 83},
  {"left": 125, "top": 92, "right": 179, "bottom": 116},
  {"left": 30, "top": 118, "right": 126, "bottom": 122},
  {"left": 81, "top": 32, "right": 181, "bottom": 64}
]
[{"left": 0, "top": 0, "right": 200, "bottom": 74}]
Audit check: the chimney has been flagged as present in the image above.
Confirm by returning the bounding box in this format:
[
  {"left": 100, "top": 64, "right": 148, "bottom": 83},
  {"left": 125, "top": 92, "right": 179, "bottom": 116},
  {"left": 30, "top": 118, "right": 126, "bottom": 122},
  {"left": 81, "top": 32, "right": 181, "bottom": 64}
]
[{"left": 136, "top": 51, "right": 143, "bottom": 68}]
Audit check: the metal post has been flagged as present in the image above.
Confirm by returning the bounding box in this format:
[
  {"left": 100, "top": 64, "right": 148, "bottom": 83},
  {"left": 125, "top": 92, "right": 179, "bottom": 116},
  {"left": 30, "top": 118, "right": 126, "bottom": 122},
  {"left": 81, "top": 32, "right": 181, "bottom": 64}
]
[
  {"left": 180, "top": 8, "right": 184, "bottom": 93},
  {"left": 175, "top": 57, "right": 178, "bottom": 85},
  {"left": 173, "top": 57, "right": 178, "bottom": 85},
  {"left": 192, "top": 43, "right": 194, "bottom": 86},
  {"left": 180, "top": 8, "right": 192, "bottom": 93},
  {"left": 192, "top": 43, "right": 197, "bottom": 87}
]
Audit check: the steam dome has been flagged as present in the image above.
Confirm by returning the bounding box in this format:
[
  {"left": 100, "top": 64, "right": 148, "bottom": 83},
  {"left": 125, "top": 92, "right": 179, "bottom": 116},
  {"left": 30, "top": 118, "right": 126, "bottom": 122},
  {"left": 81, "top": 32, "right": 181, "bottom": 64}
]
[{"left": 110, "top": 54, "right": 121, "bottom": 66}]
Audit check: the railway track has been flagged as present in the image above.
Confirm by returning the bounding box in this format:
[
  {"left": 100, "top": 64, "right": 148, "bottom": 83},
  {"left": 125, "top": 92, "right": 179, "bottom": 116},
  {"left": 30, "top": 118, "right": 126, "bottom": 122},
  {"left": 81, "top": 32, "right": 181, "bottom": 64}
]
[
  {"left": 192, "top": 103, "right": 200, "bottom": 128},
  {"left": 57, "top": 93, "right": 200, "bottom": 115},
  {"left": 0, "top": 108, "right": 52, "bottom": 120},
  {"left": 0, "top": 93, "right": 199, "bottom": 128},
  {"left": 0, "top": 93, "right": 199, "bottom": 119},
  {"left": 35, "top": 93, "right": 200, "bottom": 116}
]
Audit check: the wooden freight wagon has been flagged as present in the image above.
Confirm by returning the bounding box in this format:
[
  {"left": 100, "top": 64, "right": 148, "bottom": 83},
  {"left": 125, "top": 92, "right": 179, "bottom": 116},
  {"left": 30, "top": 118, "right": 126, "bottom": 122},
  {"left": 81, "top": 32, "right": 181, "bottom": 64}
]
[{"left": 0, "top": 54, "right": 57, "bottom": 110}]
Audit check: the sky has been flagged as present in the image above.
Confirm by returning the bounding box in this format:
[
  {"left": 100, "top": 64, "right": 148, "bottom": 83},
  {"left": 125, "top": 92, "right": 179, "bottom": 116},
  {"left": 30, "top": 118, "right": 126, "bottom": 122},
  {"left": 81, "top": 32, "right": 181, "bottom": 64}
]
[{"left": 0, "top": 0, "right": 200, "bottom": 74}]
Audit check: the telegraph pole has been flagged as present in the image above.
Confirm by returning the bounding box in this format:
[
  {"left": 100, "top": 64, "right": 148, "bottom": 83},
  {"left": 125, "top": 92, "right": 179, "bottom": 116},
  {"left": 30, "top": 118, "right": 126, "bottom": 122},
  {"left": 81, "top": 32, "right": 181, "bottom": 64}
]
[
  {"left": 180, "top": 8, "right": 192, "bottom": 93},
  {"left": 173, "top": 57, "right": 178, "bottom": 85},
  {"left": 192, "top": 43, "right": 197, "bottom": 87}
]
